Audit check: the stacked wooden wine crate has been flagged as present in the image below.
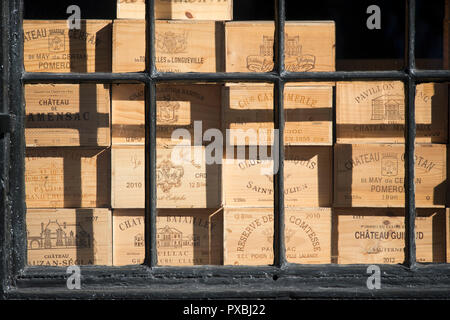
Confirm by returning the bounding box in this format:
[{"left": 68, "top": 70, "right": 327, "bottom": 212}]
[
  {"left": 335, "top": 81, "right": 448, "bottom": 264},
  {"left": 111, "top": 0, "right": 231, "bottom": 266},
  {"left": 23, "top": 20, "right": 113, "bottom": 266},
  {"left": 24, "top": 2, "right": 449, "bottom": 267},
  {"left": 222, "top": 21, "right": 336, "bottom": 265}
]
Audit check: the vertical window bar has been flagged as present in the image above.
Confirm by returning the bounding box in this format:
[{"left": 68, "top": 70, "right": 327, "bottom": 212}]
[
  {"left": 9, "top": 0, "right": 26, "bottom": 275},
  {"left": 145, "top": 0, "right": 158, "bottom": 267},
  {"left": 273, "top": 0, "right": 286, "bottom": 267},
  {"left": 0, "top": 0, "right": 10, "bottom": 295},
  {"left": 404, "top": 0, "right": 416, "bottom": 268}
]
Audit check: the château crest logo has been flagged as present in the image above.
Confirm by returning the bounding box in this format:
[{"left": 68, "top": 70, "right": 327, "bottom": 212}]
[
  {"left": 246, "top": 34, "right": 316, "bottom": 72},
  {"left": 157, "top": 159, "right": 184, "bottom": 193},
  {"left": 371, "top": 95, "right": 404, "bottom": 121},
  {"left": 157, "top": 101, "right": 180, "bottom": 123},
  {"left": 48, "top": 29, "right": 65, "bottom": 53},
  {"left": 381, "top": 155, "right": 398, "bottom": 176},
  {"left": 156, "top": 31, "right": 188, "bottom": 54}
]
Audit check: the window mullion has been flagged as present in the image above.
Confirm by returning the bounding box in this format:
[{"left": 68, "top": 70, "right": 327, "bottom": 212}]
[
  {"left": 404, "top": 0, "right": 416, "bottom": 268},
  {"left": 273, "top": 0, "right": 286, "bottom": 268},
  {"left": 145, "top": 0, "right": 157, "bottom": 268}
]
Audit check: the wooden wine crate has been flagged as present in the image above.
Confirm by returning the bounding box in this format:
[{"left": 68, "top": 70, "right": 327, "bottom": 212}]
[
  {"left": 113, "top": 19, "right": 224, "bottom": 72},
  {"left": 334, "top": 144, "right": 447, "bottom": 208},
  {"left": 112, "top": 83, "right": 222, "bottom": 145},
  {"left": 111, "top": 144, "right": 221, "bottom": 208},
  {"left": 223, "top": 146, "right": 332, "bottom": 207},
  {"left": 222, "top": 84, "right": 333, "bottom": 146},
  {"left": 225, "top": 21, "right": 335, "bottom": 72},
  {"left": 25, "top": 148, "right": 111, "bottom": 208},
  {"left": 334, "top": 208, "right": 446, "bottom": 264},
  {"left": 23, "top": 20, "right": 112, "bottom": 72},
  {"left": 117, "top": 0, "right": 233, "bottom": 20},
  {"left": 27, "top": 208, "right": 112, "bottom": 266},
  {"left": 25, "top": 84, "right": 111, "bottom": 147},
  {"left": 336, "top": 81, "right": 448, "bottom": 143},
  {"left": 224, "top": 207, "right": 331, "bottom": 265},
  {"left": 112, "top": 208, "right": 223, "bottom": 266}
]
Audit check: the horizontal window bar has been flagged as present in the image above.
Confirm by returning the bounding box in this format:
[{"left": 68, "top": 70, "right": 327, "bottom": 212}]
[
  {"left": 19, "top": 263, "right": 450, "bottom": 279},
  {"left": 22, "top": 72, "right": 150, "bottom": 83},
  {"left": 22, "top": 70, "right": 450, "bottom": 84}
]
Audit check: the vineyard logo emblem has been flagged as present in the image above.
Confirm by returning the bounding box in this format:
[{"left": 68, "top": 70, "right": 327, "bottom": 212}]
[
  {"left": 157, "top": 101, "right": 180, "bottom": 123},
  {"left": 48, "top": 29, "right": 65, "bottom": 53},
  {"left": 262, "top": 227, "right": 295, "bottom": 244},
  {"left": 381, "top": 155, "right": 398, "bottom": 176},
  {"left": 156, "top": 159, "right": 184, "bottom": 193},
  {"left": 134, "top": 233, "right": 144, "bottom": 247},
  {"left": 371, "top": 95, "right": 404, "bottom": 121},
  {"left": 156, "top": 31, "right": 188, "bottom": 54},
  {"left": 246, "top": 34, "right": 316, "bottom": 72},
  {"left": 27, "top": 220, "right": 91, "bottom": 250},
  {"left": 157, "top": 226, "right": 200, "bottom": 249}
]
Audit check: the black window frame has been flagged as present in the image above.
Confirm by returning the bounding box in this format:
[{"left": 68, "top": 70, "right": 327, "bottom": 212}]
[{"left": 2, "top": 0, "right": 450, "bottom": 299}]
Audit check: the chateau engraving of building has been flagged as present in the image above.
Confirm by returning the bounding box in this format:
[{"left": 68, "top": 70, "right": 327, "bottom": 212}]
[
  {"left": 157, "top": 225, "right": 200, "bottom": 249},
  {"left": 371, "top": 95, "right": 405, "bottom": 121},
  {"left": 247, "top": 34, "right": 316, "bottom": 72},
  {"left": 27, "top": 220, "right": 91, "bottom": 250}
]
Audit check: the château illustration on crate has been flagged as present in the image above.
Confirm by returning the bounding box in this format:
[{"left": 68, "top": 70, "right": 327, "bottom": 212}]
[
  {"left": 224, "top": 207, "right": 331, "bottom": 265},
  {"left": 334, "top": 208, "right": 446, "bottom": 264},
  {"left": 336, "top": 81, "right": 448, "bottom": 143},
  {"left": 23, "top": 20, "right": 112, "bottom": 72},
  {"left": 27, "top": 208, "right": 112, "bottom": 266},
  {"left": 25, "top": 84, "right": 111, "bottom": 147},
  {"left": 25, "top": 147, "right": 111, "bottom": 208},
  {"left": 223, "top": 146, "right": 332, "bottom": 208},
  {"left": 225, "top": 21, "right": 335, "bottom": 72},
  {"left": 113, "top": 20, "right": 224, "bottom": 72},
  {"left": 222, "top": 84, "right": 333, "bottom": 146},
  {"left": 334, "top": 144, "right": 447, "bottom": 207},
  {"left": 111, "top": 144, "right": 221, "bottom": 208},
  {"left": 116, "top": 0, "right": 233, "bottom": 20},
  {"left": 112, "top": 83, "right": 222, "bottom": 146},
  {"left": 112, "top": 208, "right": 223, "bottom": 266}
]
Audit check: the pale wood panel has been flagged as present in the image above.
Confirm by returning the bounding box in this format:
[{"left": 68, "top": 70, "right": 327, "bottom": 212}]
[
  {"left": 24, "top": 20, "right": 112, "bottom": 72},
  {"left": 113, "top": 20, "right": 224, "bottom": 72},
  {"left": 112, "top": 208, "right": 223, "bottom": 266},
  {"left": 334, "top": 144, "right": 447, "bottom": 207},
  {"left": 224, "top": 207, "right": 331, "bottom": 265},
  {"left": 223, "top": 84, "right": 333, "bottom": 146},
  {"left": 336, "top": 81, "right": 448, "bottom": 143},
  {"left": 223, "top": 146, "right": 332, "bottom": 208},
  {"left": 25, "top": 84, "right": 110, "bottom": 147},
  {"left": 25, "top": 148, "right": 111, "bottom": 208},
  {"left": 27, "top": 208, "right": 112, "bottom": 266},
  {"left": 225, "top": 21, "right": 335, "bottom": 72},
  {"left": 334, "top": 208, "right": 446, "bottom": 264},
  {"left": 112, "top": 83, "right": 222, "bottom": 145},
  {"left": 117, "top": 0, "right": 233, "bottom": 20},
  {"left": 111, "top": 145, "right": 221, "bottom": 208}
]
